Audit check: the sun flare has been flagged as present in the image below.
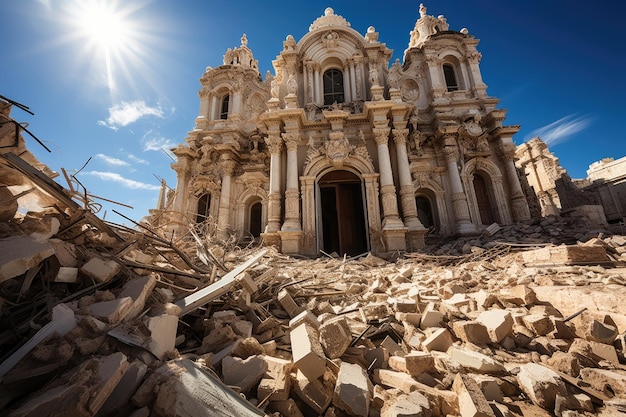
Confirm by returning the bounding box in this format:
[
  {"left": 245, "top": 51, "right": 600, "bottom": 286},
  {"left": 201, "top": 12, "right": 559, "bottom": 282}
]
[{"left": 79, "top": 4, "right": 128, "bottom": 50}]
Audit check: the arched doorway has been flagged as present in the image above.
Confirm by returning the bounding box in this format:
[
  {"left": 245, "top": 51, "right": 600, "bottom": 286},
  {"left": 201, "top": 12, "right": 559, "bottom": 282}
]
[
  {"left": 249, "top": 201, "right": 262, "bottom": 238},
  {"left": 473, "top": 174, "right": 495, "bottom": 225},
  {"left": 318, "top": 170, "right": 368, "bottom": 256}
]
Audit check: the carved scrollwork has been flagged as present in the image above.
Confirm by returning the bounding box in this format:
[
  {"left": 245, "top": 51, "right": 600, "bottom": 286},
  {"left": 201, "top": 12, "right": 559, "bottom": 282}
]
[{"left": 324, "top": 131, "right": 354, "bottom": 167}]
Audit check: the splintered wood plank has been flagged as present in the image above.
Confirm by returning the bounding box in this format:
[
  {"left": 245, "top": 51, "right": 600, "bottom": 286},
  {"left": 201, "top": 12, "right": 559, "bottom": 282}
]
[{"left": 175, "top": 248, "right": 268, "bottom": 316}]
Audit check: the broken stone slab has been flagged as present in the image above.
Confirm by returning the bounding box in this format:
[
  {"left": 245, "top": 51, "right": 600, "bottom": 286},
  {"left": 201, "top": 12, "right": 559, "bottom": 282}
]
[
  {"left": 277, "top": 288, "right": 304, "bottom": 318},
  {"left": 579, "top": 368, "right": 626, "bottom": 398},
  {"left": 8, "top": 352, "right": 130, "bottom": 417},
  {"left": 451, "top": 320, "right": 491, "bottom": 345},
  {"left": 498, "top": 285, "right": 537, "bottom": 306},
  {"left": 516, "top": 363, "right": 567, "bottom": 411},
  {"left": 54, "top": 266, "right": 78, "bottom": 283},
  {"left": 290, "top": 322, "right": 327, "bottom": 380},
  {"left": 448, "top": 347, "right": 506, "bottom": 374},
  {"left": 422, "top": 328, "right": 454, "bottom": 352},
  {"left": 118, "top": 274, "right": 157, "bottom": 321},
  {"left": 534, "top": 285, "right": 626, "bottom": 333},
  {"left": 89, "top": 297, "right": 134, "bottom": 324},
  {"left": 107, "top": 313, "right": 178, "bottom": 360},
  {"left": 521, "top": 244, "right": 610, "bottom": 266},
  {"left": 97, "top": 360, "right": 148, "bottom": 417},
  {"left": 380, "top": 390, "right": 430, "bottom": 417},
  {"left": 292, "top": 369, "right": 333, "bottom": 414},
  {"left": 476, "top": 309, "right": 514, "bottom": 343},
  {"left": 453, "top": 373, "right": 496, "bottom": 417},
  {"left": 522, "top": 313, "right": 554, "bottom": 336},
  {"left": 258, "top": 356, "right": 291, "bottom": 402},
  {"left": 80, "top": 256, "right": 121, "bottom": 284},
  {"left": 222, "top": 355, "right": 268, "bottom": 393},
  {"left": 132, "top": 358, "right": 266, "bottom": 417},
  {"left": 0, "top": 303, "right": 76, "bottom": 378},
  {"left": 0, "top": 236, "right": 54, "bottom": 283},
  {"left": 319, "top": 316, "right": 352, "bottom": 359},
  {"left": 333, "top": 362, "right": 372, "bottom": 417},
  {"left": 269, "top": 399, "right": 305, "bottom": 417}
]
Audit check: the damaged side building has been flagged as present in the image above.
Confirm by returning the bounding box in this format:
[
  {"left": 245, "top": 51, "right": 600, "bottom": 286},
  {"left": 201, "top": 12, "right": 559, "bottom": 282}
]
[{"left": 158, "top": 4, "right": 532, "bottom": 257}]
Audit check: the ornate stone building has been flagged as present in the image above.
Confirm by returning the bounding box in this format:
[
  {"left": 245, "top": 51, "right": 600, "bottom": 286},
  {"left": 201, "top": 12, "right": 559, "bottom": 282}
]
[{"left": 164, "top": 4, "right": 531, "bottom": 256}]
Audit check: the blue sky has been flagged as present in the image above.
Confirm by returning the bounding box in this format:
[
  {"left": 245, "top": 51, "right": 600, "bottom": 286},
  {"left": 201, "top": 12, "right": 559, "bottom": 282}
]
[{"left": 1, "top": 0, "right": 624, "bottom": 223}]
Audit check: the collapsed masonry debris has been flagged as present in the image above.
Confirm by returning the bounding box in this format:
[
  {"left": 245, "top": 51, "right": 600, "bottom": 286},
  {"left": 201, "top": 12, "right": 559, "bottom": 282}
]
[{"left": 1, "top": 150, "right": 626, "bottom": 417}]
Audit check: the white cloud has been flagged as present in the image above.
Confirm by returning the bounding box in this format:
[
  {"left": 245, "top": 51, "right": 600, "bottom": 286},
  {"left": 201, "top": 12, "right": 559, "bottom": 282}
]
[
  {"left": 95, "top": 153, "right": 129, "bottom": 166},
  {"left": 98, "top": 101, "right": 164, "bottom": 130},
  {"left": 127, "top": 153, "right": 149, "bottom": 165},
  {"left": 525, "top": 114, "right": 593, "bottom": 146},
  {"left": 35, "top": 0, "right": 51, "bottom": 7},
  {"left": 142, "top": 135, "right": 176, "bottom": 152},
  {"left": 83, "top": 171, "right": 160, "bottom": 190}
]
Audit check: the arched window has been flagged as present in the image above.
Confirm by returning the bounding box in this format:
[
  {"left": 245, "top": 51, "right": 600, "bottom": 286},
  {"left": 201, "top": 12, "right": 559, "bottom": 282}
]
[
  {"left": 196, "top": 194, "right": 211, "bottom": 223},
  {"left": 323, "top": 69, "right": 344, "bottom": 105},
  {"left": 443, "top": 64, "right": 459, "bottom": 92},
  {"left": 220, "top": 94, "right": 230, "bottom": 119}
]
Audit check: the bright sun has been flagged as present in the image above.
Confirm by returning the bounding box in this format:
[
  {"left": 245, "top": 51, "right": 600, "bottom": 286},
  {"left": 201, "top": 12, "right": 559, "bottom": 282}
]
[{"left": 79, "top": 4, "right": 128, "bottom": 50}]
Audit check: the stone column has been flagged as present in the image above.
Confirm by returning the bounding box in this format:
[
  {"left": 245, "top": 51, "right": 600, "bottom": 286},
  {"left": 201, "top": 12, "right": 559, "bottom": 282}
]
[
  {"left": 216, "top": 157, "right": 236, "bottom": 240},
  {"left": 264, "top": 133, "right": 283, "bottom": 234},
  {"left": 314, "top": 65, "right": 322, "bottom": 105},
  {"left": 373, "top": 126, "right": 407, "bottom": 251},
  {"left": 210, "top": 95, "right": 218, "bottom": 120},
  {"left": 393, "top": 128, "right": 426, "bottom": 249},
  {"left": 281, "top": 132, "right": 302, "bottom": 231},
  {"left": 300, "top": 176, "right": 316, "bottom": 255},
  {"left": 349, "top": 59, "right": 357, "bottom": 101},
  {"left": 466, "top": 51, "right": 487, "bottom": 96},
  {"left": 343, "top": 63, "right": 351, "bottom": 102},
  {"left": 500, "top": 143, "right": 531, "bottom": 222},
  {"left": 443, "top": 138, "right": 476, "bottom": 234}
]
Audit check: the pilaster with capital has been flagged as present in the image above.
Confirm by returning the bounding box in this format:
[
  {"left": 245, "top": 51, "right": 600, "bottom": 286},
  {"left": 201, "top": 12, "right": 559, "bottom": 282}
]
[{"left": 264, "top": 133, "right": 283, "bottom": 233}]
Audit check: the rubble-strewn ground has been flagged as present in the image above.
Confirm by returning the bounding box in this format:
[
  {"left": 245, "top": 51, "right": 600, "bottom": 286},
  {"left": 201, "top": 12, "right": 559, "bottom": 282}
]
[{"left": 1, "top": 152, "right": 626, "bottom": 417}]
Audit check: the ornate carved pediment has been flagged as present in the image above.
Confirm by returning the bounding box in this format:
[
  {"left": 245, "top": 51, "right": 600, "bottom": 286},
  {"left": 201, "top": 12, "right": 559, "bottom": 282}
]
[
  {"left": 324, "top": 131, "right": 355, "bottom": 167},
  {"left": 190, "top": 173, "right": 220, "bottom": 197}
]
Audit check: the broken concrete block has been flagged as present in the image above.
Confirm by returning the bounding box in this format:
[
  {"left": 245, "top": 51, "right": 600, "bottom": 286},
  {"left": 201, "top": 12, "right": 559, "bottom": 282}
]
[
  {"left": 49, "top": 238, "right": 78, "bottom": 267},
  {"left": 420, "top": 302, "right": 444, "bottom": 329},
  {"left": 404, "top": 351, "right": 436, "bottom": 377},
  {"left": 380, "top": 335, "right": 405, "bottom": 356},
  {"left": 545, "top": 351, "right": 581, "bottom": 377},
  {"left": 453, "top": 373, "right": 496, "bottom": 417},
  {"left": 422, "top": 328, "right": 453, "bottom": 352},
  {"left": 0, "top": 236, "right": 54, "bottom": 283},
  {"left": 201, "top": 325, "right": 239, "bottom": 353},
  {"left": 373, "top": 369, "right": 420, "bottom": 393},
  {"left": 522, "top": 314, "right": 554, "bottom": 336},
  {"left": 319, "top": 316, "right": 352, "bottom": 359},
  {"left": 146, "top": 313, "right": 179, "bottom": 359},
  {"left": 380, "top": 390, "right": 430, "bottom": 417},
  {"left": 270, "top": 399, "right": 304, "bottom": 417},
  {"left": 278, "top": 288, "right": 303, "bottom": 318},
  {"left": 293, "top": 369, "right": 333, "bottom": 414},
  {"left": 476, "top": 309, "right": 514, "bottom": 343},
  {"left": 516, "top": 363, "right": 566, "bottom": 410},
  {"left": 258, "top": 356, "right": 291, "bottom": 401},
  {"left": 231, "top": 337, "right": 265, "bottom": 359},
  {"left": 89, "top": 296, "right": 133, "bottom": 324},
  {"left": 289, "top": 309, "right": 321, "bottom": 329},
  {"left": 360, "top": 303, "right": 391, "bottom": 322},
  {"left": 54, "top": 266, "right": 78, "bottom": 283},
  {"left": 80, "top": 256, "right": 121, "bottom": 284},
  {"left": 472, "top": 375, "right": 504, "bottom": 402},
  {"left": 333, "top": 362, "right": 372, "bottom": 417},
  {"left": 290, "top": 322, "right": 327, "bottom": 380},
  {"left": 451, "top": 320, "right": 491, "bottom": 345},
  {"left": 588, "top": 319, "right": 618, "bottom": 344},
  {"left": 222, "top": 355, "right": 268, "bottom": 393},
  {"left": 498, "top": 285, "right": 537, "bottom": 306},
  {"left": 118, "top": 274, "right": 157, "bottom": 321},
  {"left": 449, "top": 347, "right": 506, "bottom": 374}
]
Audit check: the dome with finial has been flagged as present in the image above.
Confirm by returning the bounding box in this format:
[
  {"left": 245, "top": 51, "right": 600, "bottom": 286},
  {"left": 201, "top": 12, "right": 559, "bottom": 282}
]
[{"left": 309, "top": 7, "right": 350, "bottom": 31}]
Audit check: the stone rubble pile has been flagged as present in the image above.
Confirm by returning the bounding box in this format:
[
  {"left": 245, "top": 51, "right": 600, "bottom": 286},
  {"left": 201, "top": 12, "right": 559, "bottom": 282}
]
[{"left": 1, "top": 152, "right": 626, "bottom": 417}]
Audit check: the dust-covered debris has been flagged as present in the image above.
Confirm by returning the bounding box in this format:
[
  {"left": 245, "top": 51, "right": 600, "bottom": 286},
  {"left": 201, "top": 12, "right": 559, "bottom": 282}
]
[{"left": 1, "top": 150, "right": 626, "bottom": 417}]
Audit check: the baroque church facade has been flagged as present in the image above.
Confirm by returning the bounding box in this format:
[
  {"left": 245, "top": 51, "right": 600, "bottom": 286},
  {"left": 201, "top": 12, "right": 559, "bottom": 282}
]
[{"left": 164, "top": 4, "right": 531, "bottom": 256}]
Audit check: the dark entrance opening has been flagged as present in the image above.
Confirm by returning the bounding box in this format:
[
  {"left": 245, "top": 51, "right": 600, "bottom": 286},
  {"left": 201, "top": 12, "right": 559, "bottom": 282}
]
[
  {"left": 473, "top": 174, "right": 494, "bottom": 225},
  {"left": 416, "top": 196, "right": 435, "bottom": 230},
  {"left": 249, "top": 201, "right": 262, "bottom": 238},
  {"left": 319, "top": 170, "right": 367, "bottom": 256}
]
